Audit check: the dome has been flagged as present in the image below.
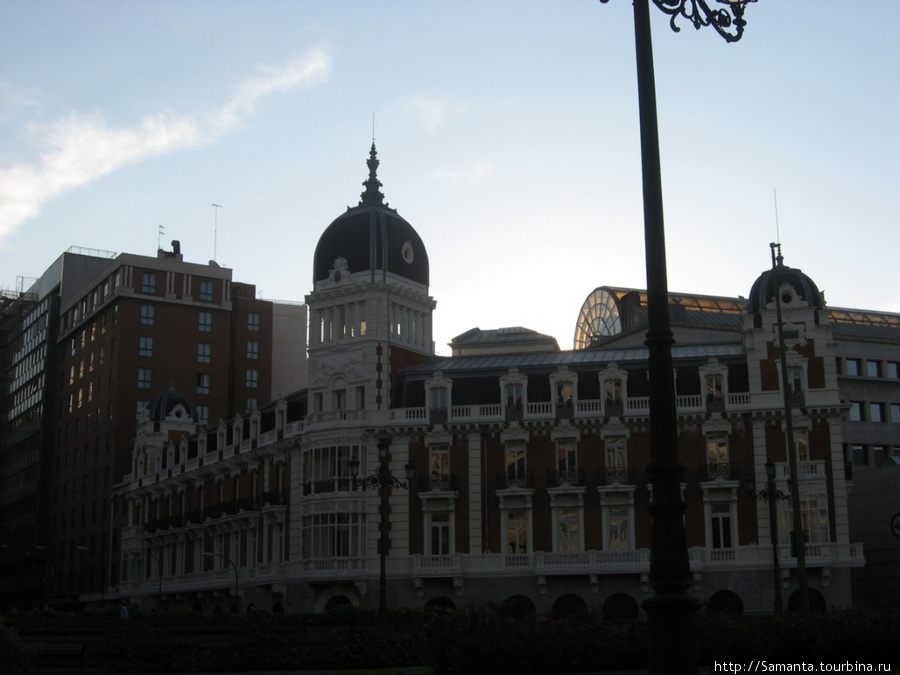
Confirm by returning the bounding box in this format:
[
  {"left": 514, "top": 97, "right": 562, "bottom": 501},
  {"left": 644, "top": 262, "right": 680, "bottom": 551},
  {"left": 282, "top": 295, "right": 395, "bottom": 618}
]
[
  {"left": 748, "top": 253, "right": 823, "bottom": 314},
  {"left": 146, "top": 383, "right": 197, "bottom": 430},
  {"left": 313, "top": 144, "right": 429, "bottom": 287}
]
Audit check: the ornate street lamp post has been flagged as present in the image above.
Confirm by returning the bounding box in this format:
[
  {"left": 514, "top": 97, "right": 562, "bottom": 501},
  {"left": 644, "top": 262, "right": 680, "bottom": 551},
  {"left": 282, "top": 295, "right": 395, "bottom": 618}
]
[
  {"left": 598, "top": 1, "right": 756, "bottom": 673},
  {"left": 146, "top": 548, "right": 164, "bottom": 610},
  {"left": 202, "top": 551, "right": 239, "bottom": 602},
  {"left": 754, "top": 460, "right": 791, "bottom": 613},
  {"left": 349, "top": 441, "right": 415, "bottom": 624}
]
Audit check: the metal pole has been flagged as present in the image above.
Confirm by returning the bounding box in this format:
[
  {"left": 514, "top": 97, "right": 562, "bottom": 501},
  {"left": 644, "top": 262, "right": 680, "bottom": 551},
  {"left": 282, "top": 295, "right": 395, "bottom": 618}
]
[
  {"left": 770, "top": 244, "right": 809, "bottom": 614},
  {"left": 379, "top": 457, "right": 389, "bottom": 624},
  {"left": 764, "top": 461, "right": 784, "bottom": 613},
  {"left": 632, "top": 0, "right": 700, "bottom": 672}
]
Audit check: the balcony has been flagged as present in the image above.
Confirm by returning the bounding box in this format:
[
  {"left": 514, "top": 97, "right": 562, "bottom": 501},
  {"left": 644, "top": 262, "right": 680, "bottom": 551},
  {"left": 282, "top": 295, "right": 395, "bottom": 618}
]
[
  {"left": 547, "top": 469, "right": 585, "bottom": 488},
  {"left": 419, "top": 473, "right": 457, "bottom": 492},
  {"left": 412, "top": 553, "right": 463, "bottom": 577},
  {"left": 302, "top": 478, "right": 353, "bottom": 496},
  {"left": 496, "top": 472, "right": 534, "bottom": 490},
  {"left": 702, "top": 462, "right": 738, "bottom": 482},
  {"left": 597, "top": 466, "right": 634, "bottom": 486}
]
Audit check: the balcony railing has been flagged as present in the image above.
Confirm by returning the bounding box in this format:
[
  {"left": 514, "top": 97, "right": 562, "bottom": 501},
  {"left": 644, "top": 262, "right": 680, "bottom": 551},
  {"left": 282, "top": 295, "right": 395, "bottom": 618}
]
[
  {"left": 597, "top": 466, "right": 634, "bottom": 486},
  {"left": 497, "top": 472, "right": 534, "bottom": 490},
  {"left": 702, "top": 462, "right": 738, "bottom": 481},
  {"left": 302, "top": 478, "right": 352, "bottom": 496},
  {"left": 547, "top": 469, "right": 585, "bottom": 488},
  {"left": 419, "top": 473, "right": 457, "bottom": 492}
]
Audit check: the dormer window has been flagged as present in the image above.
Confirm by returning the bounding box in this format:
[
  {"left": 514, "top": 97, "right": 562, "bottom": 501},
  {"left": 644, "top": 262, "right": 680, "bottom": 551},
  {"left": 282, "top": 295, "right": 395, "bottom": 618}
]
[{"left": 599, "top": 363, "right": 627, "bottom": 417}]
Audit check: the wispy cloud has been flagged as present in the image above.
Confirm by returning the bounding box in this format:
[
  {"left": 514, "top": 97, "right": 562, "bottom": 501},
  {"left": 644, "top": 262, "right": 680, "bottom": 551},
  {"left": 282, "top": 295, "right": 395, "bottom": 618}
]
[
  {"left": 0, "top": 48, "right": 331, "bottom": 244},
  {"left": 403, "top": 94, "right": 466, "bottom": 134},
  {"left": 435, "top": 162, "right": 493, "bottom": 186}
]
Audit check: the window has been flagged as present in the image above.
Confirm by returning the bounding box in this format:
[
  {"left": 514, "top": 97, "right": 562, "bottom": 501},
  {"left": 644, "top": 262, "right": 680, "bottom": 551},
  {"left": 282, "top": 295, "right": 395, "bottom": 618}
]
[
  {"left": 505, "top": 441, "right": 527, "bottom": 485},
  {"left": 793, "top": 430, "right": 809, "bottom": 461},
  {"left": 780, "top": 497, "right": 829, "bottom": 546},
  {"left": 845, "top": 358, "right": 861, "bottom": 376},
  {"left": 430, "top": 387, "right": 448, "bottom": 411},
  {"left": 198, "top": 312, "right": 212, "bottom": 332},
  {"left": 851, "top": 445, "right": 866, "bottom": 466},
  {"left": 867, "top": 360, "right": 881, "bottom": 378},
  {"left": 246, "top": 398, "right": 258, "bottom": 411},
  {"left": 139, "top": 336, "right": 153, "bottom": 357},
  {"left": 332, "top": 388, "right": 344, "bottom": 410},
  {"left": 246, "top": 369, "right": 259, "bottom": 388},
  {"left": 506, "top": 510, "right": 528, "bottom": 555},
  {"left": 556, "top": 440, "right": 577, "bottom": 473},
  {"left": 849, "top": 401, "right": 864, "bottom": 422},
  {"left": 891, "top": 404, "right": 900, "bottom": 423},
  {"left": 710, "top": 503, "right": 733, "bottom": 549},
  {"left": 302, "top": 512, "right": 364, "bottom": 559},
  {"left": 246, "top": 341, "right": 259, "bottom": 360},
  {"left": 196, "top": 374, "right": 210, "bottom": 395},
  {"left": 137, "top": 368, "right": 153, "bottom": 390},
  {"left": 505, "top": 383, "right": 523, "bottom": 417},
  {"left": 430, "top": 512, "right": 451, "bottom": 555},
  {"left": 199, "top": 280, "right": 214, "bottom": 301},
  {"left": 870, "top": 402, "right": 885, "bottom": 423},
  {"left": 196, "top": 405, "right": 210, "bottom": 426},
  {"left": 140, "top": 304, "right": 155, "bottom": 325},
  {"left": 430, "top": 447, "right": 450, "bottom": 479},
  {"left": 887, "top": 362, "right": 900, "bottom": 379},
  {"left": 557, "top": 507, "right": 581, "bottom": 553},
  {"left": 142, "top": 273, "right": 157, "bottom": 294},
  {"left": 248, "top": 312, "right": 260, "bottom": 331},
  {"left": 873, "top": 445, "right": 888, "bottom": 465},
  {"left": 605, "top": 436, "right": 627, "bottom": 479},
  {"left": 197, "top": 343, "right": 211, "bottom": 363},
  {"left": 607, "top": 506, "right": 630, "bottom": 551}
]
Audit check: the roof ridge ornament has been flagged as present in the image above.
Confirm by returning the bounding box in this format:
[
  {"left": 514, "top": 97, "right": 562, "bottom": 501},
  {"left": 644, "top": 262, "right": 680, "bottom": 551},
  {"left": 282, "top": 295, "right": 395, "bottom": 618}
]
[{"left": 360, "top": 143, "right": 386, "bottom": 206}]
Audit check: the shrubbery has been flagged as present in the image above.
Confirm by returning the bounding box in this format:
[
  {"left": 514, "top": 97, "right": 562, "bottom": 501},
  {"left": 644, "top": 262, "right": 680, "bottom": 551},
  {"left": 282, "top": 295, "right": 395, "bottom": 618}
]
[{"left": 2, "top": 604, "right": 899, "bottom": 673}]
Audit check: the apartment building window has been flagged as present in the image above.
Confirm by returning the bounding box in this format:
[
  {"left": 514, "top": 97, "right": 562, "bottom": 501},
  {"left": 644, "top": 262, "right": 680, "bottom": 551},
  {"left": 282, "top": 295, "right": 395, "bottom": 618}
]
[
  {"left": 246, "top": 398, "right": 257, "bottom": 412},
  {"left": 198, "top": 312, "right": 212, "bottom": 332},
  {"left": 604, "top": 436, "right": 627, "bottom": 483},
  {"left": 198, "top": 343, "right": 211, "bottom": 363},
  {"left": 429, "top": 512, "right": 451, "bottom": 555},
  {"left": 866, "top": 360, "right": 881, "bottom": 378},
  {"left": 870, "top": 402, "right": 885, "bottom": 423},
  {"left": 849, "top": 401, "right": 864, "bottom": 422},
  {"left": 873, "top": 446, "right": 888, "bottom": 465},
  {"left": 888, "top": 362, "right": 900, "bottom": 379},
  {"left": 845, "top": 358, "right": 861, "bottom": 376},
  {"left": 506, "top": 510, "right": 528, "bottom": 555},
  {"left": 605, "top": 378, "right": 624, "bottom": 414},
  {"left": 248, "top": 312, "right": 260, "bottom": 331},
  {"left": 780, "top": 497, "right": 829, "bottom": 546},
  {"left": 199, "top": 280, "right": 214, "bottom": 301},
  {"left": 891, "top": 403, "right": 900, "bottom": 423},
  {"left": 607, "top": 506, "right": 630, "bottom": 551},
  {"left": 196, "top": 374, "right": 210, "bottom": 395},
  {"left": 139, "top": 336, "right": 153, "bottom": 357},
  {"left": 142, "top": 273, "right": 157, "bottom": 294},
  {"left": 793, "top": 430, "right": 809, "bottom": 461},
  {"left": 246, "top": 369, "right": 259, "bottom": 388},
  {"left": 302, "top": 512, "right": 364, "bottom": 558},
  {"left": 709, "top": 503, "right": 733, "bottom": 549},
  {"left": 140, "top": 304, "right": 155, "bottom": 325},
  {"left": 505, "top": 383, "right": 524, "bottom": 418},
  {"left": 137, "top": 368, "right": 153, "bottom": 389},
  {"left": 557, "top": 440, "right": 577, "bottom": 473},
  {"left": 246, "top": 341, "right": 259, "bottom": 360},
  {"left": 196, "top": 405, "right": 210, "bottom": 426},
  {"left": 430, "top": 447, "right": 450, "bottom": 480},
  {"left": 557, "top": 507, "right": 581, "bottom": 553},
  {"left": 850, "top": 445, "right": 866, "bottom": 465},
  {"left": 505, "top": 441, "right": 527, "bottom": 486}
]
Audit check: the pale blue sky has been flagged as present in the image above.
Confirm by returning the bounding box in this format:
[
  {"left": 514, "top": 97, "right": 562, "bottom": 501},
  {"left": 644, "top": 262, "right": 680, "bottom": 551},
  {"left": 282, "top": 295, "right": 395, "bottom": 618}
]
[{"left": 2, "top": 1, "right": 898, "bottom": 354}]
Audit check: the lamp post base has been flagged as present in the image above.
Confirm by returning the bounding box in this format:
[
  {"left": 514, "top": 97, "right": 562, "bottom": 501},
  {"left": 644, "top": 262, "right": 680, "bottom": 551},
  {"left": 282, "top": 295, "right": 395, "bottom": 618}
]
[{"left": 643, "top": 592, "right": 702, "bottom": 675}]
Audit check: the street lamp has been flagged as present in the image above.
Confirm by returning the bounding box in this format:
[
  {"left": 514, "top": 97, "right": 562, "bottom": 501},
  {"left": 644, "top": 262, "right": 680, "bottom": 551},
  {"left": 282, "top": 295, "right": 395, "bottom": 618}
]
[
  {"left": 597, "top": 1, "right": 756, "bottom": 673},
  {"left": 146, "top": 549, "right": 164, "bottom": 610},
  {"left": 202, "top": 551, "right": 239, "bottom": 602},
  {"left": 348, "top": 440, "right": 415, "bottom": 623},
  {"left": 753, "top": 460, "right": 791, "bottom": 613}
]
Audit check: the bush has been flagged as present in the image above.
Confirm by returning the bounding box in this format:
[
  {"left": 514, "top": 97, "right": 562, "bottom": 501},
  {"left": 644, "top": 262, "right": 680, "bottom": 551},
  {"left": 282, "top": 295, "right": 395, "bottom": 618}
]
[{"left": 0, "top": 624, "right": 39, "bottom": 675}]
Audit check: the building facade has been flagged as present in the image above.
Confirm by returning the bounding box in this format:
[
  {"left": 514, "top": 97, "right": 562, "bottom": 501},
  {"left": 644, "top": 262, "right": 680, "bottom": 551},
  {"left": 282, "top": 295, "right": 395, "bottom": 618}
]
[
  {"left": 111, "top": 147, "right": 893, "bottom": 617},
  {"left": 0, "top": 244, "right": 307, "bottom": 610}
]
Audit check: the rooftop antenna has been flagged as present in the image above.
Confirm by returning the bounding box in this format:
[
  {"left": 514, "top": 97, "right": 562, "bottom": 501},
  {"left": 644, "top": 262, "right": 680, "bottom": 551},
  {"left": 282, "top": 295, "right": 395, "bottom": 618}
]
[
  {"left": 773, "top": 188, "right": 781, "bottom": 245},
  {"left": 372, "top": 112, "right": 376, "bottom": 143},
  {"left": 211, "top": 204, "right": 223, "bottom": 261},
  {"left": 157, "top": 224, "right": 164, "bottom": 251}
]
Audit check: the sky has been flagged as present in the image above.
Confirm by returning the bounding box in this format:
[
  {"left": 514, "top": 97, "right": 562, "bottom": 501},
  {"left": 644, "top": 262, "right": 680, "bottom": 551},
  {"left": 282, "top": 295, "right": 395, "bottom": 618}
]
[{"left": 1, "top": 0, "right": 898, "bottom": 355}]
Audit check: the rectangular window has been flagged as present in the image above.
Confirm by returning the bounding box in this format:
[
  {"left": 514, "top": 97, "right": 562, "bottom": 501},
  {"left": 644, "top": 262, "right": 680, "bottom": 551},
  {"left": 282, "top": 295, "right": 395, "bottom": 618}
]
[
  {"left": 430, "top": 512, "right": 451, "bottom": 555},
  {"left": 248, "top": 312, "right": 260, "bottom": 331},
  {"left": 845, "top": 358, "right": 861, "bottom": 376},
  {"left": 199, "top": 311, "right": 212, "bottom": 332},
  {"left": 430, "top": 447, "right": 450, "bottom": 478},
  {"left": 430, "top": 387, "right": 448, "bottom": 411},
  {"left": 710, "top": 503, "right": 733, "bottom": 549},
  {"left": 851, "top": 444, "right": 867, "bottom": 465},
  {"left": 849, "top": 401, "right": 864, "bottom": 422},
  {"left": 139, "top": 336, "right": 154, "bottom": 357},
  {"left": 196, "top": 374, "right": 210, "bottom": 395},
  {"left": 557, "top": 507, "right": 580, "bottom": 553},
  {"left": 887, "top": 362, "right": 900, "bottom": 379},
  {"left": 870, "top": 402, "right": 885, "bottom": 423},
  {"left": 137, "top": 368, "right": 153, "bottom": 390},
  {"left": 140, "top": 304, "right": 155, "bottom": 325},
  {"left": 707, "top": 433, "right": 729, "bottom": 464},
  {"left": 608, "top": 506, "right": 630, "bottom": 551},
  {"left": 246, "top": 369, "right": 259, "bottom": 388},
  {"left": 605, "top": 436, "right": 627, "bottom": 469},
  {"left": 873, "top": 445, "right": 888, "bottom": 465},
  {"left": 793, "top": 430, "right": 809, "bottom": 461},
  {"left": 891, "top": 403, "right": 900, "bottom": 423},
  {"left": 198, "top": 343, "right": 211, "bottom": 363},
  {"left": 246, "top": 397, "right": 258, "bottom": 412},
  {"left": 556, "top": 441, "right": 577, "bottom": 472},
  {"left": 199, "top": 280, "right": 214, "bottom": 301},
  {"left": 507, "top": 510, "right": 528, "bottom": 555},
  {"left": 246, "top": 341, "right": 259, "bottom": 360},
  {"left": 867, "top": 360, "right": 881, "bottom": 378},
  {"left": 142, "top": 272, "right": 157, "bottom": 294},
  {"left": 506, "top": 442, "right": 526, "bottom": 480},
  {"left": 196, "top": 405, "right": 210, "bottom": 426}
]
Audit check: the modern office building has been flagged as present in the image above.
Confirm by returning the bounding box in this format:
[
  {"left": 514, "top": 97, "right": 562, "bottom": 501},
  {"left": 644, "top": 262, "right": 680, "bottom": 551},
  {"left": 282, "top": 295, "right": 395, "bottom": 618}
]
[
  {"left": 0, "top": 244, "right": 307, "bottom": 610},
  {"left": 113, "top": 147, "right": 899, "bottom": 617}
]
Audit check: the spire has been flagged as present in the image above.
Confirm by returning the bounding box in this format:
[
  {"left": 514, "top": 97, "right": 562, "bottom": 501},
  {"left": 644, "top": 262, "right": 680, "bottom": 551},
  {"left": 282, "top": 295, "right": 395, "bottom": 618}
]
[{"left": 360, "top": 143, "right": 385, "bottom": 206}]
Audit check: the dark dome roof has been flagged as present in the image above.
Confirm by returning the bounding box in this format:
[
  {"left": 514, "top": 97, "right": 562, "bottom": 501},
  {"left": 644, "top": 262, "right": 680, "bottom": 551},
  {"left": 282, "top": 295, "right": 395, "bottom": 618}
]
[
  {"left": 147, "top": 383, "right": 197, "bottom": 428},
  {"left": 748, "top": 256, "right": 823, "bottom": 314},
  {"left": 313, "top": 145, "right": 429, "bottom": 287}
]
